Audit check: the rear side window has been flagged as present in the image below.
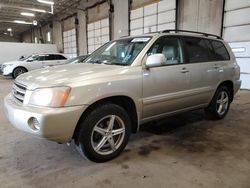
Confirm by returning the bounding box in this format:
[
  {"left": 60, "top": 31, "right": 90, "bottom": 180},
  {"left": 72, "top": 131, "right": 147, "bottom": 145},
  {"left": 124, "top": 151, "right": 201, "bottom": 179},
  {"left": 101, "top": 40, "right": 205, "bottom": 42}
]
[
  {"left": 54, "top": 55, "right": 67, "bottom": 60},
  {"left": 44, "top": 55, "right": 55, "bottom": 61},
  {"left": 210, "top": 41, "right": 230, "bottom": 61},
  {"left": 182, "top": 37, "right": 212, "bottom": 63}
]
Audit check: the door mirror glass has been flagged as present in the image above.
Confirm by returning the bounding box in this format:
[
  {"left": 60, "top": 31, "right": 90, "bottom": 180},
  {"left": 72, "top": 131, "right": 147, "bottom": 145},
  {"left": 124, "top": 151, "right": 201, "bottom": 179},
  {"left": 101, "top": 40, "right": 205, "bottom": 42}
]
[{"left": 145, "top": 54, "right": 166, "bottom": 68}]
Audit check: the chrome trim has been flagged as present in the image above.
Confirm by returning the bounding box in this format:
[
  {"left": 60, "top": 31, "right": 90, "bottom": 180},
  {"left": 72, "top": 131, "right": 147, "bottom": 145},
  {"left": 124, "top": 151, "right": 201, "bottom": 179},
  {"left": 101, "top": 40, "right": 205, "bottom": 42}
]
[
  {"left": 12, "top": 82, "right": 27, "bottom": 103},
  {"left": 143, "top": 87, "right": 214, "bottom": 105}
]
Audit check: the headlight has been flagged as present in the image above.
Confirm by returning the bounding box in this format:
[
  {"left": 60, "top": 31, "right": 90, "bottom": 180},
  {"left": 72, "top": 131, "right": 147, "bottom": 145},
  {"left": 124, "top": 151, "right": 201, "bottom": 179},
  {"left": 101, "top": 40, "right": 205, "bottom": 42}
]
[{"left": 28, "top": 87, "right": 71, "bottom": 107}]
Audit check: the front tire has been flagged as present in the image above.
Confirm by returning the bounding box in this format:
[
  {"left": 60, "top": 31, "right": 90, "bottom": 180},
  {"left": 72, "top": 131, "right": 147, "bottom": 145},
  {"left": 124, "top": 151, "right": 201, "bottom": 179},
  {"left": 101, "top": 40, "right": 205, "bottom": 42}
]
[
  {"left": 205, "top": 86, "right": 231, "bottom": 120},
  {"left": 12, "top": 67, "right": 27, "bottom": 79},
  {"left": 75, "top": 103, "right": 131, "bottom": 162}
]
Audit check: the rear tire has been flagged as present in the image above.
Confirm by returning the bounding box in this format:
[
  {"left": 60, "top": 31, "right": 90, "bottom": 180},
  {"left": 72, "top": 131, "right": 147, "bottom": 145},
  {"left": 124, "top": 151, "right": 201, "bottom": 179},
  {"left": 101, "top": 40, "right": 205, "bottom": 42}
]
[
  {"left": 205, "top": 86, "right": 231, "bottom": 120},
  {"left": 12, "top": 67, "right": 27, "bottom": 79},
  {"left": 75, "top": 103, "right": 131, "bottom": 162}
]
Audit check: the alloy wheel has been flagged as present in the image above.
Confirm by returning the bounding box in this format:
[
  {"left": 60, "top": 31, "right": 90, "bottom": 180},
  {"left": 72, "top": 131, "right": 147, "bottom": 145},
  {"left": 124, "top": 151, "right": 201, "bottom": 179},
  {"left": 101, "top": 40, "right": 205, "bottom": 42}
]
[
  {"left": 91, "top": 115, "right": 126, "bottom": 155},
  {"left": 216, "top": 91, "right": 229, "bottom": 115}
]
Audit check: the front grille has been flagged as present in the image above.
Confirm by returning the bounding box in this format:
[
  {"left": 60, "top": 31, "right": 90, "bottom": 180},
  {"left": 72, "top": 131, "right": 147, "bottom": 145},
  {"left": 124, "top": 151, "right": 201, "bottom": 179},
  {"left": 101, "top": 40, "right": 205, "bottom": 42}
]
[{"left": 12, "top": 82, "right": 27, "bottom": 103}]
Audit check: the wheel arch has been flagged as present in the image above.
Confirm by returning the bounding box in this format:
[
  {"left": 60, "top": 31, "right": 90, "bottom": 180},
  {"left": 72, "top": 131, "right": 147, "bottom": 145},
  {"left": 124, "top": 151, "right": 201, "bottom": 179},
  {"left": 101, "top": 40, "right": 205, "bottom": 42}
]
[
  {"left": 217, "top": 80, "right": 234, "bottom": 102},
  {"left": 73, "top": 95, "right": 139, "bottom": 143},
  {"left": 12, "top": 66, "right": 28, "bottom": 76}
]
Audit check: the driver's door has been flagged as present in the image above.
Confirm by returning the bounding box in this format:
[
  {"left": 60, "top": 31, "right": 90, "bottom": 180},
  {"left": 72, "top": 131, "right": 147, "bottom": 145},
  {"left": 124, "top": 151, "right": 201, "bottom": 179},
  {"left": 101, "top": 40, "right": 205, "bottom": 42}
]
[
  {"left": 142, "top": 36, "right": 191, "bottom": 120},
  {"left": 26, "top": 55, "right": 44, "bottom": 70}
]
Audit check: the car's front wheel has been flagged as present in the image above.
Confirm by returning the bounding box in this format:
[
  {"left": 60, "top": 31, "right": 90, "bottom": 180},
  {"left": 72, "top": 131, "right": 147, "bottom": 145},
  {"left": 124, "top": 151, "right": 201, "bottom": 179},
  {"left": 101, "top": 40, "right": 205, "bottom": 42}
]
[
  {"left": 12, "top": 67, "right": 27, "bottom": 79},
  {"left": 75, "top": 103, "right": 131, "bottom": 162}
]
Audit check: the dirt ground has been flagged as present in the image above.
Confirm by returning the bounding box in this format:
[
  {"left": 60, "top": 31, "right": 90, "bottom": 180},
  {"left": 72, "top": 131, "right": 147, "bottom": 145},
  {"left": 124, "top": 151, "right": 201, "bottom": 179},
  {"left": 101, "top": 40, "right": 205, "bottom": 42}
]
[{"left": 0, "top": 76, "right": 249, "bottom": 188}]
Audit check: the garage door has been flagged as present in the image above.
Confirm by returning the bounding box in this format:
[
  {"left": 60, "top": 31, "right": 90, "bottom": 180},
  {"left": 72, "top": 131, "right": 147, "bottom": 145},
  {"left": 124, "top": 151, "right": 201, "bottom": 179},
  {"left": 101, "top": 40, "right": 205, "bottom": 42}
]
[
  {"left": 130, "top": 0, "right": 176, "bottom": 36},
  {"left": 230, "top": 42, "right": 250, "bottom": 89},
  {"left": 87, "top": 18, "right": 110, "bottom": 54},
  {"left": 63, "top": 29, "right": 77, "bottom": 58},
  {"left": 223, "top": 0, "right": 250, "bottom": 89}
]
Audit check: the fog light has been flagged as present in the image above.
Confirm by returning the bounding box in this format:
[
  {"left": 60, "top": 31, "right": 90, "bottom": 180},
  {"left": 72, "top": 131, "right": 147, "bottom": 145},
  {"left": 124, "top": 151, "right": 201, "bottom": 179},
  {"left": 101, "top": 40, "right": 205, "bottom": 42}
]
[{"left": 28, "top": 117, "right": 40, "bottom": 131}]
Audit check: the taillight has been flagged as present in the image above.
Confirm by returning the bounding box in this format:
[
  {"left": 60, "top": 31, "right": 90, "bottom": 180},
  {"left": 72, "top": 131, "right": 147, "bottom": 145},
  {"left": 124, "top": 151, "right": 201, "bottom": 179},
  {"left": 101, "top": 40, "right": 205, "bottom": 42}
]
[{"left": 234, "top": 60, "right": 240, "bottom": 80}]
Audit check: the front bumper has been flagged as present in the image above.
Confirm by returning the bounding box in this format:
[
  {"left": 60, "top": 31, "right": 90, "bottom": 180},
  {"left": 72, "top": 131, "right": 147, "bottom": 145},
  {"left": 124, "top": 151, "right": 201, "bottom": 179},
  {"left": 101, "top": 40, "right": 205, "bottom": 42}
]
[
  {"left": 4, "top": 94, "right": 85, "bottom": 143},
  {"left": 0, "top": 66, "right": 3, "bottom": 74},
  {"left": 1, "top": 66, "right": 13, "bottom": 76}
]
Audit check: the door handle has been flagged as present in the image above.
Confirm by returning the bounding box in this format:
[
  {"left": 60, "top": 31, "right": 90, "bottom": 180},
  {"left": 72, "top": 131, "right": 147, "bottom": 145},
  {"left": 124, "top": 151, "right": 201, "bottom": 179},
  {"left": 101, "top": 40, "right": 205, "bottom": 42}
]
[
  {"left": 213, "top": 65, "right": 221, "bottom": 69},
  {"left": 180, "top": 68, "right": 189, "bottom": 73}
]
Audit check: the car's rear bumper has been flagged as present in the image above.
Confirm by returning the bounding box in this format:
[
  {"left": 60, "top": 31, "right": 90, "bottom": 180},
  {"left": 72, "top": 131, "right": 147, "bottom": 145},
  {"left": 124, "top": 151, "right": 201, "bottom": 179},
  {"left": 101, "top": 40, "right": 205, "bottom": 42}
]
[
  {"left": 4, "top": 94, "right": 86, "bottom": 143},
  {"left": 234, "top": 80, "right": 241, "bottom": 95}
]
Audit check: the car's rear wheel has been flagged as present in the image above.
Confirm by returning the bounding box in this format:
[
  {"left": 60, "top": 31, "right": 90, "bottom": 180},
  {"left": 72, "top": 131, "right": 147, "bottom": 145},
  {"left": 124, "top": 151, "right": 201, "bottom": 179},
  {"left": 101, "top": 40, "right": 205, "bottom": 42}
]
[
  {"left": 12, "top": 67, "right": 27, "bottom": 79},
  {"left": 75, "top": 103, "right": 131, "bottom": 162},
  {"left": 205, "top": 85, "right": 231, "bottom": 120}
]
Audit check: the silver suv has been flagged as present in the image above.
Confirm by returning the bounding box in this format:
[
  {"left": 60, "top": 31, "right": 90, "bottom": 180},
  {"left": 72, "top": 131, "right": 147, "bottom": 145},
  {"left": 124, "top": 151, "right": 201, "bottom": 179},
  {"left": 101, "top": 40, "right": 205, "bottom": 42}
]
[{"left": 4, "top": 30, "right": 241, "bottom": 162}]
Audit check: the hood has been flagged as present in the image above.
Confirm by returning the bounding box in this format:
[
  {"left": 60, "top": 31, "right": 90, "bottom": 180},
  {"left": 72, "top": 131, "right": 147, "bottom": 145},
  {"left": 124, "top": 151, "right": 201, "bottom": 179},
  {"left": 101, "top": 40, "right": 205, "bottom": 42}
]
[
  {"left": 3, "top": 60, "right": 22, "bottom": 65},
  {"left": 16, "top": 63, "right": 128, "bottom": 90}
]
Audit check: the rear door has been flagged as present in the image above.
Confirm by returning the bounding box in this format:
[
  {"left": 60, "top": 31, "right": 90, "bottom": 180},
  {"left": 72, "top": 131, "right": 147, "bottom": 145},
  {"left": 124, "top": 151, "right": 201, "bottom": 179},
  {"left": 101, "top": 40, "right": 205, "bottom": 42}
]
[
  {"left": 41, "top": 54, "right": 68, "bottom": 66},
  {"left": 180, "top": 37, "right": 224, "bottom": 106},
  {"left": 142, "top": 36, "right": 191, "bottom": 120},
  {"left": 42, "top": 54, "right": 57, "bottom": 66},
  {"left": 54, "top": 54, "right": 68, "bottom": 65}
]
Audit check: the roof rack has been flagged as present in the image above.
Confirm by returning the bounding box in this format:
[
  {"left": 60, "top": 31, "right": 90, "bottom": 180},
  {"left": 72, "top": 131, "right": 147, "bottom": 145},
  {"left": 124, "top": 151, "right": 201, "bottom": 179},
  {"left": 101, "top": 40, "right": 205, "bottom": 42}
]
[{"left": 162, "top": 29, "right": 222, "bottom": 39}]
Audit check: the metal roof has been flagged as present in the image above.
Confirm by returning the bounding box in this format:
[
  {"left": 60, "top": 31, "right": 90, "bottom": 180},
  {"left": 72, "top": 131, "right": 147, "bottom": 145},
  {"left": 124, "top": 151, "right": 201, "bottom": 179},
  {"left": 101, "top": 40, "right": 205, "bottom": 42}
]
[{"left": 0, "top": 0, "right": 101, "bottom": 37}]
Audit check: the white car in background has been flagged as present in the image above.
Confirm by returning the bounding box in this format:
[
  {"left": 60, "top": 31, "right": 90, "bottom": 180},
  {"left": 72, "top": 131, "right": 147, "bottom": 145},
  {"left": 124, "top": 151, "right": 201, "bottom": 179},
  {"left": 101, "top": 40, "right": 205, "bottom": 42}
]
[{"left": 0, "top": 53, "right": 68, "bottom": 78}]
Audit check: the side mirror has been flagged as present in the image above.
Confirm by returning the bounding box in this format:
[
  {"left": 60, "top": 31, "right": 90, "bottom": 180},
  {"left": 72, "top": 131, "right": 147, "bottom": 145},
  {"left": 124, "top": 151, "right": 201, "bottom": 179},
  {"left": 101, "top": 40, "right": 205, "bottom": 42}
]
[
  {"left": 27, "top": 59, "right": 33, "bottom": 62},
  {"left": 145, "top": 54, "right": 166, "bottom": 68},
  {"left": 19, "top": 56, "right": 25, "bottom": 60}
]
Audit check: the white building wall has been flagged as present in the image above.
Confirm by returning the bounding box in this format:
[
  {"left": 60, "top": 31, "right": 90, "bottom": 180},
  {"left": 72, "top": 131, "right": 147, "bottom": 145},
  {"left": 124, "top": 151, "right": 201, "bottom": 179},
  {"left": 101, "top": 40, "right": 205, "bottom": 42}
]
[
  {"left": 130, "top": 0, "right": 176, "bottom": 36},
  {"left": 223, "top": 0, "right": 250, "bottom": 89}
]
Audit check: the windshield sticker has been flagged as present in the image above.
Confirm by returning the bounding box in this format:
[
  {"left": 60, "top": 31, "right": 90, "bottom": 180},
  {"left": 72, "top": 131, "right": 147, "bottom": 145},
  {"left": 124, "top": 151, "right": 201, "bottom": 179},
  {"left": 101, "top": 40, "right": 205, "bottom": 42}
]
[{"left": 131, "top": 38, "right": 150, "bottom": 43}]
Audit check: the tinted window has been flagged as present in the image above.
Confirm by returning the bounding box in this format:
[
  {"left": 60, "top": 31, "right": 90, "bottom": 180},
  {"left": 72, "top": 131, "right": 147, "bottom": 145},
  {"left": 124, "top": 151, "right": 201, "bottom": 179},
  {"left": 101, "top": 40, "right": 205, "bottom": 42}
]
[
  {"left": 147, "top": 37, "right": 183, "bottom": 65},
  {"left": 32, "top": 55, "right": 45, "bottom": 61},
  {"left": 182, "top": 37, "right": 212, "bottom": 63},
  {"left": 211, "top": 41, "right": 230, "bottom": 61},
  {"left": 43, "top": 55, "right": 55, "bottom": 61},
  {"left": 54, "top": 55, "right": 67, "bottom": 60}
]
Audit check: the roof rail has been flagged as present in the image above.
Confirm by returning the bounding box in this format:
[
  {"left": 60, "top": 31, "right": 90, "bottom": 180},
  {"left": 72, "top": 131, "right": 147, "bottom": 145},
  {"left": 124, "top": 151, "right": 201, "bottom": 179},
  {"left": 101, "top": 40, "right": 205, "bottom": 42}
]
[{"left": 162, "top": 29, "right": 222, "bottom": 39}]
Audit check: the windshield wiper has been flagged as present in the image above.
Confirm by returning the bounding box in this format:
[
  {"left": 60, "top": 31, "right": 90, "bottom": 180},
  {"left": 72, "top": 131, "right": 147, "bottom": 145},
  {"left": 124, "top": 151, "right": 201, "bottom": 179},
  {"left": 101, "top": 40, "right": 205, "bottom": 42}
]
[
  {"left": 88, "top": 60, "right": 102, "bottom": 64},
  {"left": 103, "top": 62, "right": 127, "bottom": 66},
  {"left": 88, "top": 59, "right": 127, "bottom": 66}
]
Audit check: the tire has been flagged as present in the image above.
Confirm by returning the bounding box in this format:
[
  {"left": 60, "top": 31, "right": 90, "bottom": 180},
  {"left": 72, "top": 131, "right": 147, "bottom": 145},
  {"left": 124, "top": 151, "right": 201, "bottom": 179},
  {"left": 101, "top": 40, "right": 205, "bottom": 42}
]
[
  {"left": 75, "top": 103, "right": 131, "bottom": 162},
  {"left": 205, "top": 85, "right": 231, "bottom": 120},
  {"left": 12, "top": 67, "right": 27, "bottom": 79}
]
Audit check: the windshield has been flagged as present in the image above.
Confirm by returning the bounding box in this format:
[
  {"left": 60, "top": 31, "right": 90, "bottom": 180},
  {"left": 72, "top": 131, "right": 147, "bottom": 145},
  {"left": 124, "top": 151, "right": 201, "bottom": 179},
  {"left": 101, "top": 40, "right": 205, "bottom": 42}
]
[
  {"left": 84, "top": 37, "right": 151, "bottom": 66},
  {"left": 20, "top": 55, "right": 39, "bottom": 61},
  {"left": 20, "top": 55, "right": 32, "bottom": 61}
]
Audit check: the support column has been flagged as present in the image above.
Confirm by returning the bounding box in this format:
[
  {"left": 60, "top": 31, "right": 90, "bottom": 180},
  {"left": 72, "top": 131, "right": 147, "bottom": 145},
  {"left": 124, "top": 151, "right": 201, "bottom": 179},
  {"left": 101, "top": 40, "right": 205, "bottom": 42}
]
[
  {"left": 178, "top": 0, "right": 224, "bottom": 35},
  {"left": 113, "top": 0, "right": 129, "bottom": 39},
  {"left": 77, "top": 10, "right": 88, "bottom": 55},
  {"left": 52, "top": 20, "right": 63, "bottom": 52}
]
